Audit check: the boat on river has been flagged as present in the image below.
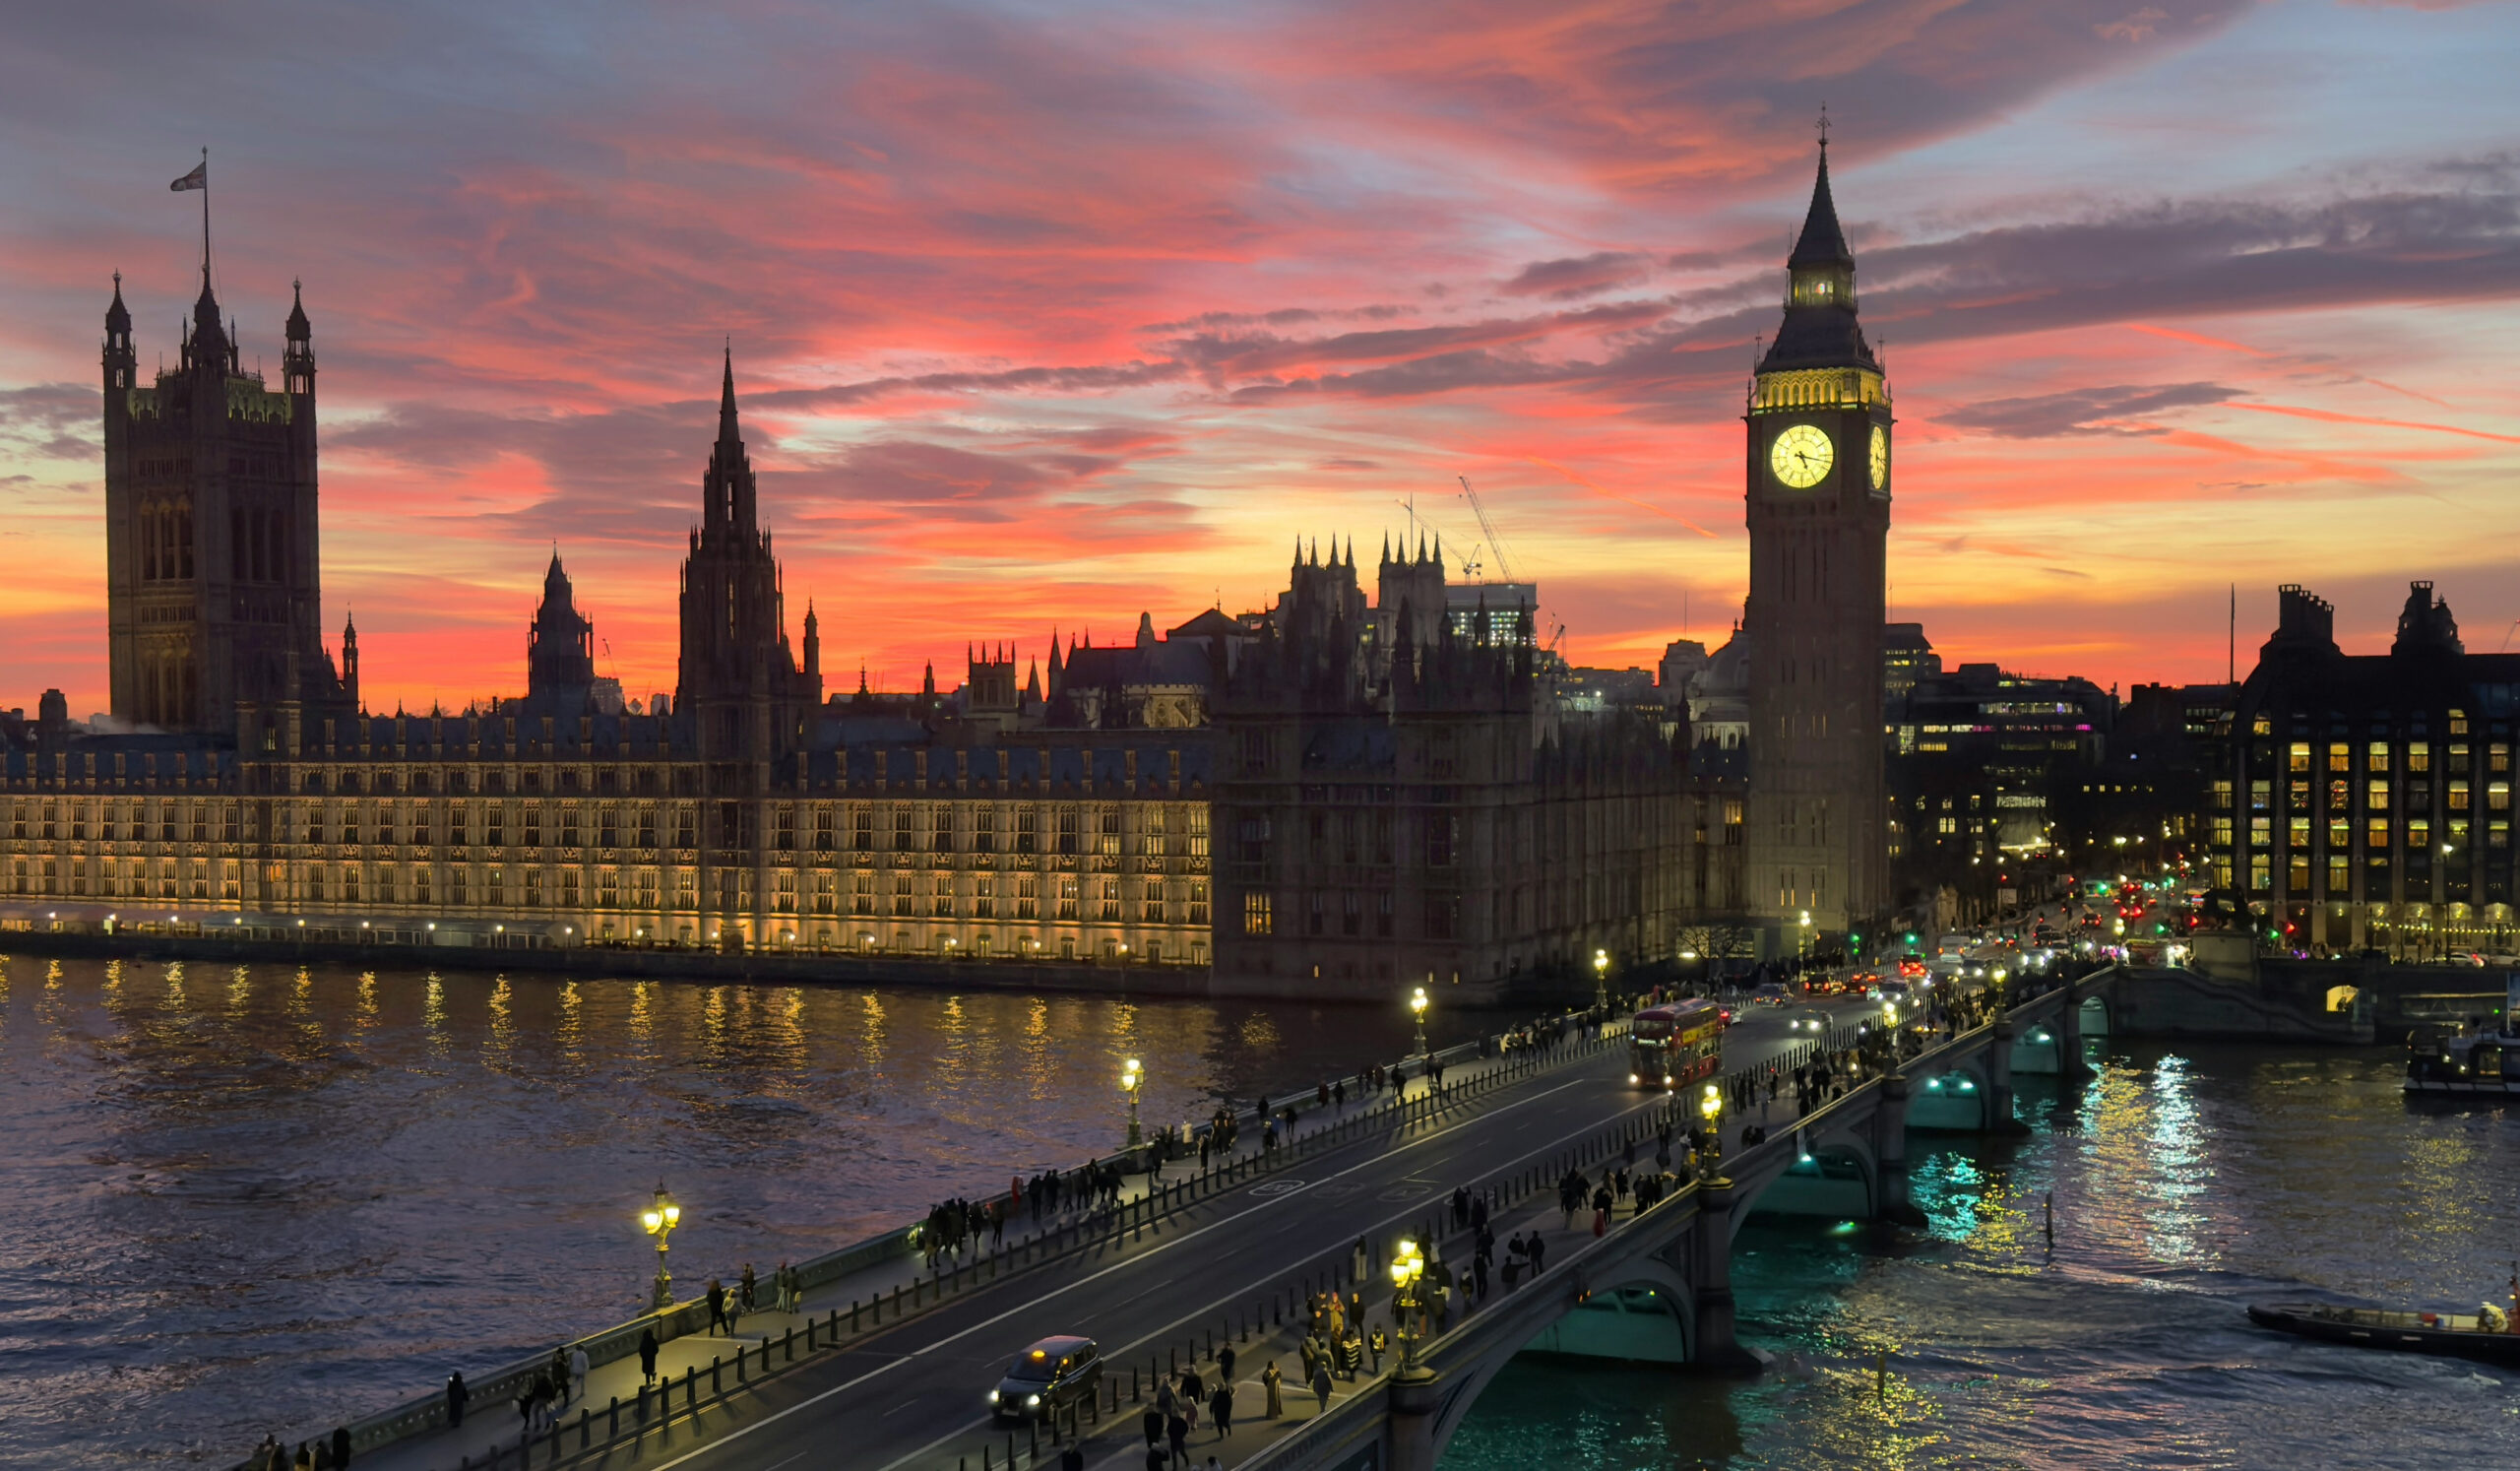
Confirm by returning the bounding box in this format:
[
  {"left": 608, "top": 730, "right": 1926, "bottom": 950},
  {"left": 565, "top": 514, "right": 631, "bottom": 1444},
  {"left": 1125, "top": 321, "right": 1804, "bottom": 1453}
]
[
  {"left": 2247, "top": 1302, "right": 2520, "bottom": 1363},
  {"left": 2404, "top": 1016, "right": 2520, "bottom": 1097}
]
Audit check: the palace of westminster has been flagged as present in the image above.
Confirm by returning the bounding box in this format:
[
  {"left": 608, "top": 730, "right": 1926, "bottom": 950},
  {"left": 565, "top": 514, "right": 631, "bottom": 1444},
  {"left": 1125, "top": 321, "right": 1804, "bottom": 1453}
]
[{"left": 0, "top": 150, "right": 1929, "bottom": 998}]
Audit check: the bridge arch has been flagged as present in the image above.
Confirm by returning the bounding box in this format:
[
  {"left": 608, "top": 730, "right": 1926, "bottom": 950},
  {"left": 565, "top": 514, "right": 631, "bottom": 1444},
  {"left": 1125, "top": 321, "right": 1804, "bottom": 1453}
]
[
  {"left": 2078, "top": 992, "right": 2114, "bottom": 1040},
  {"left": 1908, "top": 1067, "right": 1988, "bottom": 1131},
  {"left": 1732, "top": 1137, "right": 1875, "bottom": 1236},
  {"left": 1420, "top": 1254, "right": 1698, "bottom": 1461},
  {"left": 2009, "top": 1019, "right": 2070, "bottom": 1076}
]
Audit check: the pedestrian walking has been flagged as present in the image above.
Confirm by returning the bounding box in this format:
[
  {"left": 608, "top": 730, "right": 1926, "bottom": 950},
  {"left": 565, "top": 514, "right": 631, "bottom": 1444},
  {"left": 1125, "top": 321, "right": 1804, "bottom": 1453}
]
[
  {"left": 638, "top": 1328, "right": 660, "bottom": 1386},
  {"left": 1167, "top": 1412, "right": 1190, "bottom": 1463},
  {"left": 569, "top": 1344, "right": 590, "bottom": 1403},
  {"left": 740, "top": 1263, "right": 758, "bottom": 1313},
  {"left": 1218, "top": 1344, "right": 1236, "bottom": 1382},
  {"left": 549, "top": 1347, "right": 573, "bottom": 1407},
  {"left": 1352, "top": 1236, "right": 1369, "bottom": 1283},
  {"left": 1528, "top": 1234, "right": 1547, "bottom": 1273},
  {"left": 329, "top": 1428, "right": 350, "bottom": 1470},
  {"left": 1262, "top": 1360, "right": 1284, "bottom": 1418},
  {"left": 707, "top": 1279, "right": 728, "bottom": 1335},
  {"left": 445, "top": 1372, "right": 469, "bottom": 1428},
  {"left": 1210, "top": 1381, "right": 1233, "bottom": 1439},
  {"left": 1310, "top": 1361, "right": 1334, "bottom": 1414}
]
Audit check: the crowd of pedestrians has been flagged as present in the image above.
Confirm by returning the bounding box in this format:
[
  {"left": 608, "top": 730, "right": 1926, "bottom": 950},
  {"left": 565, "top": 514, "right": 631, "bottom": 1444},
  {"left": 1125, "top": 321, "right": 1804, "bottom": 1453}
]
[{"left": 243, "top": 1429, "right": 352, "bottom": 1471}]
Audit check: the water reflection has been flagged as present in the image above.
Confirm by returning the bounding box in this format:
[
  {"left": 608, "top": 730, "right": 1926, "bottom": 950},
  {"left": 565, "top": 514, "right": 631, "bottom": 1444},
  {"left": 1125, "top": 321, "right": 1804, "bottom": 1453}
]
[
  {"left": 1443, "top": 1044, "right": 2520, "bottom": 1471},
  {"left": 2, "top": 956, "right": 1491, "bottom": 1465}
]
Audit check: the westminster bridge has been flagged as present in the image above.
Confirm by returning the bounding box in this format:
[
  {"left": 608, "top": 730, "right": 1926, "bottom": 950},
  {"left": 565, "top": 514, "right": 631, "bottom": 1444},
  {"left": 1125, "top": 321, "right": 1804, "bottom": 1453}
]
[{"left": 302, "top": 969, "right": 2114, "bottom": 1471}]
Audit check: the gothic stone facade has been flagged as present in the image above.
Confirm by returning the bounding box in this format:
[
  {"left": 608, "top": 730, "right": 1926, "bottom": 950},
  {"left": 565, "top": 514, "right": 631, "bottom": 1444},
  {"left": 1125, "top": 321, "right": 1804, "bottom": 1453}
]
[
  {"left": 7, "top": 270, "right": 1756, "bottom": 995},
  {"left": 102, "top": 272, "right": 350, "bottom": 733},
  {"left": 1208, "top": 542, "right": 1742, "bottom": 1002},
  {"left": 1, "top": 711, "right": 1214, "bottom": 964}
]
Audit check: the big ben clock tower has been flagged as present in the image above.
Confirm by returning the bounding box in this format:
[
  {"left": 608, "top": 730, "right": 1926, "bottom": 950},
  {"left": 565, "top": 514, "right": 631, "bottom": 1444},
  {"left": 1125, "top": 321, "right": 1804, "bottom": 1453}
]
[{"left": 1744, "top": 131, "right": 1891, "bottom": 953}]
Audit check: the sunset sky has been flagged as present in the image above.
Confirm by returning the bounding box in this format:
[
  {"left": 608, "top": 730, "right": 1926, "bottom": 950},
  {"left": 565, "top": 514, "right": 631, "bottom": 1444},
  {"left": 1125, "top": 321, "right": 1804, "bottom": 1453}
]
[{"left": 3, "top": 0, "right": 2516, "bottom": 718}]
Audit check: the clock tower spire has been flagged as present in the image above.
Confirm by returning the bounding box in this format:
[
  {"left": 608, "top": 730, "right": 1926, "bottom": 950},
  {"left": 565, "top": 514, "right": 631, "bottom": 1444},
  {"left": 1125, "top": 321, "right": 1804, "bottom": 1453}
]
[{"left": 1741, "top": 130, "right": 1893, "bottom": 955}]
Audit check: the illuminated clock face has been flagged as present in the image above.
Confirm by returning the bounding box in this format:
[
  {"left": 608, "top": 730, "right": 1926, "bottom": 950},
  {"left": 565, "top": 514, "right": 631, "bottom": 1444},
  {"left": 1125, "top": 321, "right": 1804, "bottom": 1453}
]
[
  {"left": 1869, "top": 424, "right": 1888, "bottom": 490},
  {"left": 1770, "top": 423, "right": 1833, "bottom": 488}
]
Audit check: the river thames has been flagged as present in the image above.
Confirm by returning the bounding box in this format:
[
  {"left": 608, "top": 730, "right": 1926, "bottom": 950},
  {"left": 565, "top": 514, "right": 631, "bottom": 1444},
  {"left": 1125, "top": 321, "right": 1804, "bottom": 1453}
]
[
  {"left": 0, "top": 955, "right": 1455, "bottom": 1467},
  {"left": 1446, "top": 1043, "right": 2520, "bottom": 1469},
  {"left": 5, "top": 955, "right": 2517, "bottom": 1469}
]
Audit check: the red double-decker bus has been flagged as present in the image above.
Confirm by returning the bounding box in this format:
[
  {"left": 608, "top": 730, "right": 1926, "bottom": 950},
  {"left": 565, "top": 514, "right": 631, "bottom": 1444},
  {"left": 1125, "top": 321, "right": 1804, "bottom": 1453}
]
[{"left": 1628, "top": 998, "right": 1724, "bottom": 1090}]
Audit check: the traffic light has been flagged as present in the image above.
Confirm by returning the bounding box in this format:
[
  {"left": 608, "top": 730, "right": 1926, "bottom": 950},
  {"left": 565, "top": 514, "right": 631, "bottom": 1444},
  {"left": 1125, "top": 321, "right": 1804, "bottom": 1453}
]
[{"left": 1904, "top": 931, "right": 1918, "bottom": 945}]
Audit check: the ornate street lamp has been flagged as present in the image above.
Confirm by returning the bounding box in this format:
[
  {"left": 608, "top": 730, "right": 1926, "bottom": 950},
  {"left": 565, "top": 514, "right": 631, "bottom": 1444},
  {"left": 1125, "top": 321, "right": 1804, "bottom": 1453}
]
[
  {"left": 1388, "top": 1237, "right": 1425, "bottom": 1371},
  {"left": 1592, "top": 948, "right": 1610, "bottom": 1015},
  {"left": 1698, "top": 1083, "right": 1725, "bottom": 1177},
  {"left": 640, "top": 1182, "right": 682, "bottom": 1310},
  {"left": 1409, "top": 987, "right": 1429, "bottom": 1057},
  {"left": 1121, "top": 1056, "right": 1144, "bottom": 1148}
]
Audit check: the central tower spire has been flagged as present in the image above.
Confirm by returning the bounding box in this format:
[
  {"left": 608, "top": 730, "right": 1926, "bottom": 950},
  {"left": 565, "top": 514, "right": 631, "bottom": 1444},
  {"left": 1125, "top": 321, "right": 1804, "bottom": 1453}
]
[{"left": 703, "top": 346, "right": 756, "bottom": 533}]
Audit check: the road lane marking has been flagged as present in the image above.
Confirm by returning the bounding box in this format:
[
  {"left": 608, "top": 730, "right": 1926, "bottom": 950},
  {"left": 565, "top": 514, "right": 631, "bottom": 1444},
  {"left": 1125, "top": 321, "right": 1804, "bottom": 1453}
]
[
  {"left": 641, "top": 1068, "right": 1645, "bottom": 1471},
  {"left": 630, "top": 1067, "right": 1612, "bottom": 1471},
  {"left": 861, "top": 1088, "right": 1670, "bottom": 1471}
]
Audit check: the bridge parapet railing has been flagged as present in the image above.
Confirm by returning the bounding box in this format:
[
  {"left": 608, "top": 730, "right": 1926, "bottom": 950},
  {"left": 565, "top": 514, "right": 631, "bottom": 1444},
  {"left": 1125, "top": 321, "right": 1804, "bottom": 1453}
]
[{"left": 265, "top": 1003, "right": 1628, "bottom": 1470}]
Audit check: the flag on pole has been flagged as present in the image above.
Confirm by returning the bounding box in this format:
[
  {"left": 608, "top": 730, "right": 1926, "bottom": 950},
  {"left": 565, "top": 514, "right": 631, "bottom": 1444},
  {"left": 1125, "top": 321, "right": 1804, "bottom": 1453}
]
[{"left": 170, "top": 160, "right": 207, "bottom": 192}]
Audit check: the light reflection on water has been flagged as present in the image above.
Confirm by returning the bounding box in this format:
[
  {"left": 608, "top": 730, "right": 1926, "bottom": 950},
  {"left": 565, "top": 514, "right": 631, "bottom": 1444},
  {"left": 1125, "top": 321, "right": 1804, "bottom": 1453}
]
[
  {"left": 0, "top": 955, "right": 1464, "bottom": 1468},
  {"left": 1442, "top": 1043, "right": 2520, "bottom": 1470}
]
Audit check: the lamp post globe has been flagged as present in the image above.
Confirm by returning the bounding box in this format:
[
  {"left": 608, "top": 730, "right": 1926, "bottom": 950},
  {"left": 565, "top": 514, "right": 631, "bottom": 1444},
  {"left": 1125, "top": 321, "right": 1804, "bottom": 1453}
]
[
  {"left": 1698, "top": 1083, "right": 1725, "bottom": 1176},
  {"left": 1409, "top": 987, "right": 1429, "bottom": 1057},
  {"left": 1389, "top": 1238, "right": 1426, "bottom": 1370},
  {"left": 640, "top": 1182, "right": 682, "bottom": 1310},
  {"left": 1121, "top": 1057, "right": 1144, "bottom": 1149}
]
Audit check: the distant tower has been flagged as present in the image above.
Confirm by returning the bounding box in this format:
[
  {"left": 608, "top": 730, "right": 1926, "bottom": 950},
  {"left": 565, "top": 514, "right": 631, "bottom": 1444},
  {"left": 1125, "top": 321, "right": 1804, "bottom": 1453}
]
[
  {"left": 1743, "top": 130, "right": 1892, "bottom": 949},
  {"left": 102, "top": 267, "right": 346, "bottom": 733},
  {"left": 675, "top": 351, "right": 821, "bottom": 766},
  {"left": 340, "top": 609, "right": 359, "bottom": 712},
  {"left": 527, "top": 550, "right": 598, "bottom": 708}
]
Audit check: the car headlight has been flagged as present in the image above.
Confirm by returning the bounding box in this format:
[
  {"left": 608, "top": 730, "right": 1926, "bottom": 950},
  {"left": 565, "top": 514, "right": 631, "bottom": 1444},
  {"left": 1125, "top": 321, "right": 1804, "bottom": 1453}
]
[
  {"left": 1629, "top": 1073, "right": 1640, "bottom": 1084},
  {"left": 1663, "top": 1074, "right": 1673, "bottom": 1086},
  {"left": 987, "top": 1390, "right": 1000, "bottom": 1403},
  {"left": 1026, "top": 1394, "right": 1040, "bottom": 1408}
]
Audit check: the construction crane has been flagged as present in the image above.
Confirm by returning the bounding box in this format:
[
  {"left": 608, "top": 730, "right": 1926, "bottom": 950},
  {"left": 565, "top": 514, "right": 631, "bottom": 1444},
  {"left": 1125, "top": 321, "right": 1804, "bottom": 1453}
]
[
  {"left": 1393, "top": 497, "right": 1480, "bottom": 579},
  {"left": 1457, "top": 476, "right": 1514, "bottom": 583}
]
